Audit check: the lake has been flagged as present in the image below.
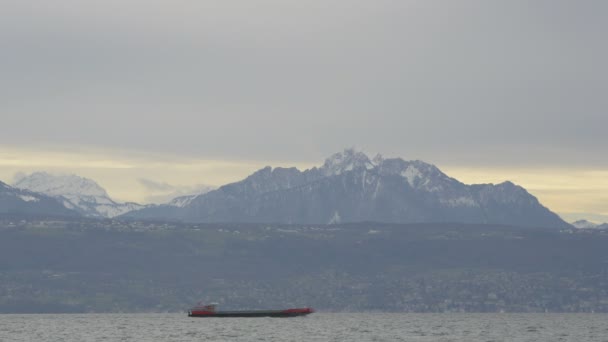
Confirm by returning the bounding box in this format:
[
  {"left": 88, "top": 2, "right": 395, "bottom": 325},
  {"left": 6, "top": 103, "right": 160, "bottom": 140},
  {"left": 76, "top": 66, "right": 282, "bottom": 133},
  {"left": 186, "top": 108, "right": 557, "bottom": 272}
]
[{"left": 1, "top": 313, "right": 607, "bottom": 341}]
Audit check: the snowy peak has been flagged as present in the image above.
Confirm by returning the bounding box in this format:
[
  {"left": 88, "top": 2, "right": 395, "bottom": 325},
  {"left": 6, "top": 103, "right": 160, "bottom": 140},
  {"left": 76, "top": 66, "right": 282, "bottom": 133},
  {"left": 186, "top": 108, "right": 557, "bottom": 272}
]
[
  {"left": 321, "top": 149, "right": 375, "bottom": 176},
  {"left": 124, "top": 148, "right": 570, "bottom": 229},
  {"left": 13, "top": 172, "right": 144, "bottom": 218},
  {"left": 376, "top": 158, "right": 451, "bottom": 190},
  {"left": 320, "top": 149, "right": 454, "bottom": 192},
  {"left": 0, "top": 180, "right": 78, "bottom": 217},
  {"left": 14, "top": 172, "right": 109, "bottom": 199}
]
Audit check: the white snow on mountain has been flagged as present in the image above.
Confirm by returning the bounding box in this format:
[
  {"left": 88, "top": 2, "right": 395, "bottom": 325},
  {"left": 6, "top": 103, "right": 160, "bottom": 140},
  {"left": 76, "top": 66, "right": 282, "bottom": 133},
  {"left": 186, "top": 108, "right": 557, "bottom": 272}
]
[
  {"left": 168, "top": 194, "right": 198, "bottom": 208},
  {"left": 164, "top": 185, "right": 216, "bottom": 205},
  {"left": 571, "top": 219, "right": 601, "bottom": 229},
  {"left": 14, "top": 171, "right": 108, "bottom": 198},
  {"left": 121, "top": 149, "right": 572, "bottom": 228},
  {"left": 328, "top": 211, "right": 341, "bottom": 224},
  {"left": 315, "top": 149, "right": 478, "bottom": 208},
  {"left": 163, "top": 185, "right": 216, "bottom": 207},
  {"left": 321, "top": 148, "right": 376, "bottom": 176},
  {"left": 138, "top": 178, "right": 215, "bottom": 205},
  {"left": 440, "top": 196, "right": 478, "bottom": 207},
  {"left": 18, "top": 195, "right": 40, "bottom": 202},
  {"left": 0, "top": 179, "right": 79, "bottom": 216},
  {"left": 400, "top": 165, "right": 423, "bottom": 187},
  {"left": 13, "top": 172, "right": 145, "bottom": 218},
  {"left": 95, "top": 202, "right": 147, "bottom": 218}
]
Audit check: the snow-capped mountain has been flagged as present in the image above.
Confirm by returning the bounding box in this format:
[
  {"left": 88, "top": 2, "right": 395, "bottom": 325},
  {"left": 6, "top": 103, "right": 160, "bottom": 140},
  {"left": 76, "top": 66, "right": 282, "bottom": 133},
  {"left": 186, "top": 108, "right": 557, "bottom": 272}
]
[
  {"left": 124, "top": 149, "right": 571, "bottom": 229},
  {"left": 0, "top": 180, "right": 79, "bottom": 217},
  {"left": 164, "top": 185, "right": 216, "bottom": 208},
  {"left": 167, "top": 194, "right": 198, "bottom": 208},
  {"left": 321, "top": 149, "right": 376, "bottom": 176},
  {"left": 571, "top": 220, "right": 608, "bottom": 229},
  {"left": 13, "top": 172, "right": 145, "bottom": 218}
]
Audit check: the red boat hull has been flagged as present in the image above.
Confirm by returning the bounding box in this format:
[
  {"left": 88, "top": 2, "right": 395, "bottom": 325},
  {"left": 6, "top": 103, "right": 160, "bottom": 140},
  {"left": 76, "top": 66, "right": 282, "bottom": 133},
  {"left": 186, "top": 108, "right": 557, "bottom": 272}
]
[{"left": 188, "top": 307, "right": 314, "bottom": 318}]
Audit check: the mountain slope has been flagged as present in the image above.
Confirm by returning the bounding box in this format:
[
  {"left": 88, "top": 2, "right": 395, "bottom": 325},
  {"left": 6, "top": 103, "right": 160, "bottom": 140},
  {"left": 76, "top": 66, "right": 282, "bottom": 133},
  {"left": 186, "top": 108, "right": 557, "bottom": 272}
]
[
  {"left": 572, "top": 220, "right": 608, "bottom": 229},
  {"left": 124, "top": 149, "right": 570, "bottom": 228},
  {"left": 0, "top": 181, "right": 79, "bottom": 217},
  {"left": 572, "top": 219, "right": 598, "bottom": 229},
  {"left": 13, "top": 172, "right": 145, "bottom": 218}
]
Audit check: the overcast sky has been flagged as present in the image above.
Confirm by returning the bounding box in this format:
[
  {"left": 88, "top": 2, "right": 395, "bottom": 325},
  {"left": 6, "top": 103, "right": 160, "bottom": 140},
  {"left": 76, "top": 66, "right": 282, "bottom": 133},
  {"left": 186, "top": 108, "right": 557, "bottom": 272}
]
[{"left": 1, "top": 1, "right": 606, "bottom": 219}]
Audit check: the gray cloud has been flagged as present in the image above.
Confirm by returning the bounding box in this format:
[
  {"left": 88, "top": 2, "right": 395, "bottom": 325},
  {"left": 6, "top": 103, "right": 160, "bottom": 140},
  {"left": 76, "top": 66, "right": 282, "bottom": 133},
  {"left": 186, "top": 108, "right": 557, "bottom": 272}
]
[
  {"left": 138, "top": 178, "right": 215, "bottom": 204},
  {"left": 138, "top": 178, "right": 176, "bottom": 192},
  {"left": 1, "top": 0, "right": 606, "bottom": 166}
]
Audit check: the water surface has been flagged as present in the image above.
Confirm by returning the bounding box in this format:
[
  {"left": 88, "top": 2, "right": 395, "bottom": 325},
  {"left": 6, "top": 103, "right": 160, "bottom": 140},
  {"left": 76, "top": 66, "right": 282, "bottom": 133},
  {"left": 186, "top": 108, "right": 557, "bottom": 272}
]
[{"left": 1, "top": 313, "right": 607, "bottom": 341}]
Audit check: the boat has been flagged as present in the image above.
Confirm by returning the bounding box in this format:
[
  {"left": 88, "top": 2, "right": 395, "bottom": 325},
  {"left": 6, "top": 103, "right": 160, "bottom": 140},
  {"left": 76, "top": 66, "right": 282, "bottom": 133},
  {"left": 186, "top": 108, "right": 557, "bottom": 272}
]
[{"left": 188, "top": 303, "right": 314, "bottom": 318}]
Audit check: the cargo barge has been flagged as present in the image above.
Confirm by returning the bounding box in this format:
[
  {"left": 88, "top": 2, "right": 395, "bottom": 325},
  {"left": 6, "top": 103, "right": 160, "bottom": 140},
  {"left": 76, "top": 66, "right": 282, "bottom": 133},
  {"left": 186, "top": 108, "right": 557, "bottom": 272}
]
[{"left": 188, "top": 303, "right": 314, "bottom": 318}]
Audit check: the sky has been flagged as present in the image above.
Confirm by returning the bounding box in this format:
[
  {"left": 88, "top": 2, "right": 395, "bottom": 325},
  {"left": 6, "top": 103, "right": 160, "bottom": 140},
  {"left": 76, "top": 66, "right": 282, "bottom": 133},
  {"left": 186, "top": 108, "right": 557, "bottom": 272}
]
[{"left": 1, "top": 1, "right": 607, "bottom": 221}]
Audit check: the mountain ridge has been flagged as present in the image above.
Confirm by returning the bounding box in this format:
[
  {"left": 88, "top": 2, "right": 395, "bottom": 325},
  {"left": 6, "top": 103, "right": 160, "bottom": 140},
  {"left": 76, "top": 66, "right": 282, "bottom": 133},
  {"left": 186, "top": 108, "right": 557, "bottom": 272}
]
[
  {"left": 571, "top": 219, "right": 608, "bottom": 229},
  {"left": 13, "top": 172, "right": 147, "bottom": 218},
  {"left": 123, "top": 149, "right": 570, "bottom": 228},
  {"left": 0, "top": 180, "right": 80, "bottom": 217}
]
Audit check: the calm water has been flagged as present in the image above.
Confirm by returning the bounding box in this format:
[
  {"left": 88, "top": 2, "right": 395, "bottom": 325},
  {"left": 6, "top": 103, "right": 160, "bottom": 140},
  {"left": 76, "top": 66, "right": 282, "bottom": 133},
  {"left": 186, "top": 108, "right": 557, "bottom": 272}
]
[{"left": 1, "top": 313, "right": 607, "bottom": 342}]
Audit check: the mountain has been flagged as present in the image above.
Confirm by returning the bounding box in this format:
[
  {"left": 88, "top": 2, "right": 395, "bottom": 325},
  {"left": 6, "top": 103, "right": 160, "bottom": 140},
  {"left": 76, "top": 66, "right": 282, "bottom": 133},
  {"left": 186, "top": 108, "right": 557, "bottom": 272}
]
[
  {"left": 572, "top": 220, "right": 608, "bottom": 229},
  {"left": 572, "top": 219, "right": 598, "bottom": 229},
  {"left": 13, "top": 172, "right": 146, "bottom": 218},
  {"left": 124, "top": 149, "right": 570, "bottom": 228},
  {"left": 137, "top": 178, "right": 216, "bottom": 204},
  {"left": 0, "top": 181, "right": 79, "bottom": 217},
  {"left": 162, "top": 185, "right": 216, "bottom": 207}
]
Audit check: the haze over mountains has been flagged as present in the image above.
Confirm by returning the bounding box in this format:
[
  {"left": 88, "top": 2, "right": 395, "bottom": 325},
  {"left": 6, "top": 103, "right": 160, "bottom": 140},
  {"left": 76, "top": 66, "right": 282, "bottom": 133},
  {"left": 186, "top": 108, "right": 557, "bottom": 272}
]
[{"left": 0, "top": 150, "right": 587, "bottom": 228}]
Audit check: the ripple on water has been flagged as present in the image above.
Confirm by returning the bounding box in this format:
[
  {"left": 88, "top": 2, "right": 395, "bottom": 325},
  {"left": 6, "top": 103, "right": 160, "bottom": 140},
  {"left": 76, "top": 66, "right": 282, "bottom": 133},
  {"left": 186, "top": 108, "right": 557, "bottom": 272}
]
[{"left": 0, "top": 313, "right": 607, "bottom": 342}]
